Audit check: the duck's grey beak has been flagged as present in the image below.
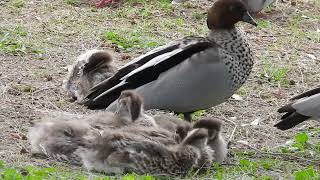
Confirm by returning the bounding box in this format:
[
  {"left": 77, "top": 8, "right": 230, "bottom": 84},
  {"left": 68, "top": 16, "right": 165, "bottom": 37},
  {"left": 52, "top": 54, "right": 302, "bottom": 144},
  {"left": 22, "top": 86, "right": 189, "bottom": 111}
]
[{"left": 242, "top": 11, "right": 257, "bottom": 26}]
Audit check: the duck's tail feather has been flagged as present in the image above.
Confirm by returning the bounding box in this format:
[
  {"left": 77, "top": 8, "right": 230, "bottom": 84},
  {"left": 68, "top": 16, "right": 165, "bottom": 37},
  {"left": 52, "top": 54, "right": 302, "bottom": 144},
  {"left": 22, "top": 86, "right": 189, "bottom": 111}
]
[{"left": 274, "top": 111, "right": 310, "bottom": 130}]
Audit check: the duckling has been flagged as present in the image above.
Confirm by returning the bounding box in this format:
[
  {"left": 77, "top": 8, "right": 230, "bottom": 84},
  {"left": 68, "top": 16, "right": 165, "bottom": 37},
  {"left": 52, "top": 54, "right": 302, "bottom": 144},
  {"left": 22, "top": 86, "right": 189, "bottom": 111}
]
[
  {"left": 82, "top": 0, "right": 257, "bottom": 122},
  {"left": 275, "top": 87, "right": 320, "bottom": 130},
  {"left": 28, "top": 90, "right": 159, "bottom": 163},
  {"left": 152, "top": 116, "right": 228, "bottom": 163},
  {"left": 78, "top": 127, "right": 213, "bottom": 176},
  {"left": 28, "top": 118, "right": 90, "bottom": 165},
  {"left": 242, "top": 0, "right": 276, "bottom": 13},
  {"left": 63, "top": 49, "right": 117, "bottom": 102},
  {"left": 153, "top": 114, "right": 192, "bottom": 142},
  {"left": 193, "top": 118, "right": 228, "bottom": 163}
]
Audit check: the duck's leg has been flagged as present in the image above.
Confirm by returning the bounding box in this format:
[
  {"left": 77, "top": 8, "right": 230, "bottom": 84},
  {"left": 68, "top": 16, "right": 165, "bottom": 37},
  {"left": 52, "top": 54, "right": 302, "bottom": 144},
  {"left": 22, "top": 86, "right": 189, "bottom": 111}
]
[
  {"left": 96, "top": 0, "right": 112, "bottom": 8},
  {"left": 173, "top": 111, "right": 193, "bottom": 121},
  {"left": 183, "top": 112, "right": 193, "bottom": 122}
]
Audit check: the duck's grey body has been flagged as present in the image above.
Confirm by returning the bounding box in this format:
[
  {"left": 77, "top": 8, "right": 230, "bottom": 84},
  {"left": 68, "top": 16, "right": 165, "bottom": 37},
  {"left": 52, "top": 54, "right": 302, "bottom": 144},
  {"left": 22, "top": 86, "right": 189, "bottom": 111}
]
[
  {"left": 291, "top": 93, "right": 320, "bottom": 118},
  {"left": 275, "top": 87, "right": 320, "bottom": 130},
  {"left": 242, "top": 0, "right": 276, "bottom": 13},
  {"left": 85, "top": 28, "right": 254, "bottom": 114}
]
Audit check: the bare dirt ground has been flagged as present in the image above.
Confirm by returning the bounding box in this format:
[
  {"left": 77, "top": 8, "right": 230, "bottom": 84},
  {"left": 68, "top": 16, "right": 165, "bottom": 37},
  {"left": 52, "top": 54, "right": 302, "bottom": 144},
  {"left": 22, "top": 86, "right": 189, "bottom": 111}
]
[{"left": 0, "top": 0, "right": 319, "bottom": 178}]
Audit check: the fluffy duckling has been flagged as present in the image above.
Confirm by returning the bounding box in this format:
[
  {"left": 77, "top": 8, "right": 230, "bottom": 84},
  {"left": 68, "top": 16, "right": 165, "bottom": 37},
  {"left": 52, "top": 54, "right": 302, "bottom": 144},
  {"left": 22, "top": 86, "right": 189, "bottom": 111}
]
[
  {"left": 82, "top": 0, "right": 257, "bottom": 122},
  {"left": 78, "top": 127, "right": 213, "bottom": 176},
  {"left": 63, "top": 49, "right": 117, "bottom": 102},
  {"left": 153, "top": 114, "right": 192, "bottom": 142},
  {"left": 275, "top": 87, "right": 320, "bottom": 130},
  {"left": 193, "top": 118, "right": 228, "bottom": 163},
  {"left": 242, "top": 0, "right": 276, "bottom": 13},
  {"left": 154, "top": 115, "right": 228, "bottom": 163},
  {"left": 28, "top": 90, "right": 159, "bottom": 163},
  {"left": 28, "top": 118, "right": 90, "bottom": 164}
]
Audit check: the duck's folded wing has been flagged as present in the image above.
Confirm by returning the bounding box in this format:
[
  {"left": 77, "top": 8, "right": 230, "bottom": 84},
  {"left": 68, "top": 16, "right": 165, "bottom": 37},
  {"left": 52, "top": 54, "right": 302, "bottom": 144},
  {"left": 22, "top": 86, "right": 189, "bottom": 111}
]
[
  {"left": 83, "top": 37, "right": 214, "bottom": 109},
  {"left": 275, "top": 93, "right": 320, "bottom": 130},
  {"left": 83, "top": 42, "right": 180, "bottom": 98}
]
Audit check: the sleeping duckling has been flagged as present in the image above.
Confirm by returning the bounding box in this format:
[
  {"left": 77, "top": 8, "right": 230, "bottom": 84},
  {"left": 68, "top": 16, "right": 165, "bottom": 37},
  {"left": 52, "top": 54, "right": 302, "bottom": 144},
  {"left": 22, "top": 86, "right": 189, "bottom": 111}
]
[
  {"left": 28, "top": 90, "right": 158, "bottom": 164},
  {"left": 193, "top": 118, "right": 228, "bottom": 163},
  {"left": 78, "top": 127, "right": 213, "bottom": 176},
  {"left": 153, "top": 114, "right": 192, "bottom": 142},
  {"left": 28, "top": 118, "right": 90, "bottom": 165},
  {"left": 152, "top": 117, "right": 228, "bottom": 165},
  {"left": 63, "top": 49, "right": 117, "bottom": 102},
  {"left": 153, "top": 114, "right": 228, "bottom": 163}
]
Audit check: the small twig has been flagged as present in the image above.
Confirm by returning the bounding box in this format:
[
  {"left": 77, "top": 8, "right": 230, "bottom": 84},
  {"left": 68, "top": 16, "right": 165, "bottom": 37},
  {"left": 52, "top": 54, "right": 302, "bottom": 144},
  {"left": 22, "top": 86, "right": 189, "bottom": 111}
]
[
  {"left": 191, "top": 159, "right": 211, "bottom": 177},
  {"left": 222, "top": 117, "right": 238, "bottom": 144},
  {"left": 32, "top": 86, "right": 56, "bottom": 94}
]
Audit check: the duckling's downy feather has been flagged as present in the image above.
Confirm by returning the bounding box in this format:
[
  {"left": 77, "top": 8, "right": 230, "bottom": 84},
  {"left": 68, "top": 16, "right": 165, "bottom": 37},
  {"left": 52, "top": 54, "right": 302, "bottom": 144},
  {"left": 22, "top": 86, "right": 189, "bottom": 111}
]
[
  {"left": 28, "top": 91, "right": 158, "bottom": 164},
  {"left": 81, "top": 128, "right": 213, "bottom": 176},
  {"left": 192, "top": 118, "right": 228, "bottom": 163}
]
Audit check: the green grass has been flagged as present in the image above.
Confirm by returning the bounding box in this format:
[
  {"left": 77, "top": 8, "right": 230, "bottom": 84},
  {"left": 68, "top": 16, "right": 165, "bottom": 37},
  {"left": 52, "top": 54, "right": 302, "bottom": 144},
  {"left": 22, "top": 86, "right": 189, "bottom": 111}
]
[
  {"left": 64, "top": 0, "right": 82, "bottom": 6},
  {"left": 1, "top": 131, "right": 318, "bottom": 179},
  {"left": 0, "top": 26, "right": 43, "bottom": 55},
  {"left": 0, "top": 161, "right": 157, "bottom": 180},
  {"left": 257, "top": 20, "right": 272, "bottom": 29},
  {"left": 9, "top": 0, "right": 25, "bottom": 8},
  {"left": 259, "top": 54, "right": 291, "bottom": 85},
  {"left": 104, "top": 30, "right": 161, "bottom": 52}
]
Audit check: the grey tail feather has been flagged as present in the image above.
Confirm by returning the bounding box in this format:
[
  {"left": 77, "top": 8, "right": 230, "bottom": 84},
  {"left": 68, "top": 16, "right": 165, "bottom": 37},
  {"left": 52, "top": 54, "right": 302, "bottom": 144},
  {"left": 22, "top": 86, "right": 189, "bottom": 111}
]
[
  {"left": 274, "top": 112, "right": 310, "bottom": 130},
  {"left": 291, "top": 87, "right": 320, "bottom": 100}
]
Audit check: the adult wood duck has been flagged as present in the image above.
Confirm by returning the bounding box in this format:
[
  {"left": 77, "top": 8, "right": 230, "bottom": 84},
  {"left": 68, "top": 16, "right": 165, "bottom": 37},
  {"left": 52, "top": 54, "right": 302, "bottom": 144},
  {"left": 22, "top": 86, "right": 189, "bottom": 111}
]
[{"left": 82, "top": 0, "right": 257, "bottom": 121}]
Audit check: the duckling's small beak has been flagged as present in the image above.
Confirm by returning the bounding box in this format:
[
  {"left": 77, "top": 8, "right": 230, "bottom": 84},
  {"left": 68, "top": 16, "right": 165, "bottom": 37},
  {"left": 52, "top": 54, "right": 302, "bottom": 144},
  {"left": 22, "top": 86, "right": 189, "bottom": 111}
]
[{"left": 242, "top": 11, "right": 257, "bottom": 26}]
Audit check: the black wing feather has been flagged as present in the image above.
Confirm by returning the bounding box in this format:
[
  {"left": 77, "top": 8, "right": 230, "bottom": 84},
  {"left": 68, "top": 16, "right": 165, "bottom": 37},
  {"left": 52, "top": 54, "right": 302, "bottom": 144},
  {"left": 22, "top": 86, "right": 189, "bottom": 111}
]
[
  {"left": 274, "top": 112, "right": 310, "bottom": 130},
  {"left": 276, "top": 102, "right": 310, "bottom": 130},
  {"left": 291, "top": 87, "right": 320, "bottom": 100},
  {"left": 125, "top": 40, "right": 213, "bottom": 87},
  {"left": 82, "top": 43, "right": 180, "bottom": 108},
  {"left": 277, "top": 103, "right": 295, "bottom": 113}
]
